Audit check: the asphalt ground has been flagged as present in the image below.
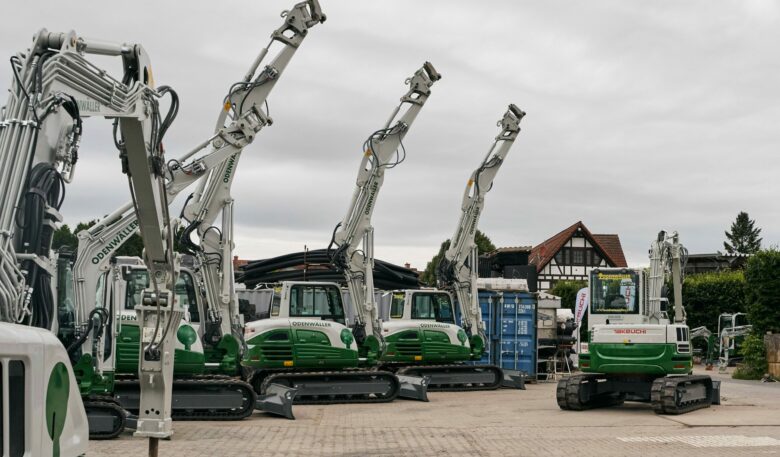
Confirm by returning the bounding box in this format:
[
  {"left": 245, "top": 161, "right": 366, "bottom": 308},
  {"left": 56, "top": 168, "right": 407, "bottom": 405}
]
[{"left": 89, "top": 367, "right": 780, "bottom": 456}]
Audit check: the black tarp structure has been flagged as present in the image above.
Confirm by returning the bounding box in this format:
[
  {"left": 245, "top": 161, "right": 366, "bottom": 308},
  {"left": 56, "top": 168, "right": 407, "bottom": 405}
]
[{"left": 237, "top": 249, "right": 421, "bottom": 290}]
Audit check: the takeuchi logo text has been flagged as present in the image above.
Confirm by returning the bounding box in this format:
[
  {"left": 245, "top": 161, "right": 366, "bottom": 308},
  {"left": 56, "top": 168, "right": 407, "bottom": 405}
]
[{"left": 613, "top": 329, "right": 647, "bottom": 334}]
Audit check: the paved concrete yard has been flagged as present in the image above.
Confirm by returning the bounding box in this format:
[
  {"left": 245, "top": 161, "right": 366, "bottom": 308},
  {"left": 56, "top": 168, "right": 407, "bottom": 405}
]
[{"left": 90, "top": 369, "right": 780, "bottom": 456}]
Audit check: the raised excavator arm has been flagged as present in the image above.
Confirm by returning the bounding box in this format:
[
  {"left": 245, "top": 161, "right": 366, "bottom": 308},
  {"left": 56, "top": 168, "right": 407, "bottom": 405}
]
[
  {"left": 71, "top": 0, "right": 324, "bottom": 386},
  {"left": 435, "top": 105, "right": 525, "bottom": 349},
  {"left": 328, "top": 63, "right": 441, "bottom": 358},
  {"left": 647, "top": 230, "right": 688, "bottom": 324},
  {"left": 178, "top": 0, "right": 325, "bottom": 348},
  {"left": 0, "top": 29, "right": 182, "bottom": 448}
]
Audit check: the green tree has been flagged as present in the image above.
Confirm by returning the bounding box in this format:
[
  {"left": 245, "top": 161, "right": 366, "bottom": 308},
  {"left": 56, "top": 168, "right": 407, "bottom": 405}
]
[
  {"left": 419, "top": 230, "right": 496, "bottom": 286},
  {"left": 549, "top": 280, "right": 588, "bottom": 313},
  {"left": 51, "top": 224, "right": 78, "bottom": 251},
  {"left": 743, "top": 249, "right": 780, "bottom": 335},
  {"left": 724, "top": 211, "right": 762, "bottom": 255},
  {"left": 53, "top": 218, "right": 145, "bottom": 258},
  {"left": 735, "top": 249, "right": 780, "bottom": 380}
]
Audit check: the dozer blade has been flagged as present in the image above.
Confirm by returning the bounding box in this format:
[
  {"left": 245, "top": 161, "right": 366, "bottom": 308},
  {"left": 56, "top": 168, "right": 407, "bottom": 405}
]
[
  {"left": 501, "top": 369, "right": 526, "bottom": 390},
  {"left": 256, "top": 383, "right": 297, "bottom": 420},
  {"left": 396, "top": 375, "right": 430, "bottom": 402}
]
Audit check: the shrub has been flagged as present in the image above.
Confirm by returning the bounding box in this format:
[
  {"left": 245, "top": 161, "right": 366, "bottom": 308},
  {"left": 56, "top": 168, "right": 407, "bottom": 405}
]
[
  {"left": 743, "top": 249, "right": 780, "bottom": 335},
  {"left": 681, "top": 270, "right": 747, "bottom": 331},
  {"left": 732, "top": 332, "right": 767, "bottom": 380}
]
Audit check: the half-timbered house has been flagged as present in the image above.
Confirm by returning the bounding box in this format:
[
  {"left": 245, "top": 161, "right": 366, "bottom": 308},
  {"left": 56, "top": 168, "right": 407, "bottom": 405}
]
[{"left": 529, "top": 221, "right": 628, "bottom": 292}]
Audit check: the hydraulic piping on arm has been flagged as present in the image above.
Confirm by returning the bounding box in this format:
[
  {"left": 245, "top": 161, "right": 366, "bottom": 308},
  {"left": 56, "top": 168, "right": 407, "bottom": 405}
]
[
  {"left": 328, "top": 62, "right": 441, "bottom": 361},
  {"left": 435, "top": 105, "right": 525, "bottom": 356}
]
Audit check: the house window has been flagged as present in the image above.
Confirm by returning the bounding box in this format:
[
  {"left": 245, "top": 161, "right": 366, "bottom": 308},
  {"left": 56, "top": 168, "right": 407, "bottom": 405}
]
[
  {"left": 572, "top": 249, "right": 584, "bottom": 265},
  {"left": 563, "top": 248, "right": 571, "bottom": 264},
  {"left": 555, "top": 251, "right": 563, "bottom": 264},
  {"left": 592, "top": 251, "right": 602, "bottom": 265}
]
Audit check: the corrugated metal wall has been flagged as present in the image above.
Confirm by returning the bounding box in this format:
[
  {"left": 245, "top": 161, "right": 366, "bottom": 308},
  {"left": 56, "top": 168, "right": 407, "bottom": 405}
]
[{"left": 476, "top": 290, "right": 537, "bottom": 376}]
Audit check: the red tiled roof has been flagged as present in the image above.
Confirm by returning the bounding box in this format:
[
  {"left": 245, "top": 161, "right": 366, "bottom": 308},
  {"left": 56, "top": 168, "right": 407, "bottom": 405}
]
[
  {"left": 528, "top": 221, "right": 628, "bottom": 272},
  {"left": 591, "top": 234, "right": 628, "bottom": 268}
]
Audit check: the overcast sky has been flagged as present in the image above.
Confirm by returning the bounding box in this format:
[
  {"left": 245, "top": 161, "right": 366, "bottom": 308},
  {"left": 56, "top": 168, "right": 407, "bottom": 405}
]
[{"left": 2, "top": 0, "right": 779, "bottom": 269}]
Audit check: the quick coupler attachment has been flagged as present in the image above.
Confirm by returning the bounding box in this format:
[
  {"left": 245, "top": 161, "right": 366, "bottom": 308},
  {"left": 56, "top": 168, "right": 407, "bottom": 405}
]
[
  {"left": 256, "top": 383, "right": 298, "bottom": 419},
  {"left": 501, "top": 369, "right": 527, "bottom": 390},
  {"left": 396, "top": 375, "right": 430, "bottom": 402}
]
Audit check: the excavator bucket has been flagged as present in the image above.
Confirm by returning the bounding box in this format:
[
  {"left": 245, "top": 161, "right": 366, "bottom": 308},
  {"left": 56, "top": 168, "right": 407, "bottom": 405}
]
[
  {"left": 396, "top": 375, "right": 430, "bottom": 402},
  {"left": 255, "top": 383, "right": 297, "bottom": 419},
  {"left": 501, "top": 369, "right": 527, "bottom": 389}
]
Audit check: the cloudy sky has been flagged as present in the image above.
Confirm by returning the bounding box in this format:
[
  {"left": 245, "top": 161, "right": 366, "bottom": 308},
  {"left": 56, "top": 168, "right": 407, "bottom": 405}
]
[{"left": 2, "top": 0, "right": 779, "bottom": 269}]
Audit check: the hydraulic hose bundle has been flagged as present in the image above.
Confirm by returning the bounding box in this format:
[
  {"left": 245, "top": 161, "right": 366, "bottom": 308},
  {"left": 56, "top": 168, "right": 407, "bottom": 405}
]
[{"left": 15, "top": 163, "right": 66, "bottom": 329}]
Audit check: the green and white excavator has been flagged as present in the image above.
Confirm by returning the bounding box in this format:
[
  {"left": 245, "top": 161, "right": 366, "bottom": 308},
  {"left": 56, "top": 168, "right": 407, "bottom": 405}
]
[
  {"left": 66, "top": 0, "right": 325, "bottom": 436},
  {"left": 0, "top": 23, "right": 187, "bottom": 455},
  {"left": 242, "top": 62, "right": 441, "bottom": 404},
  {"left": 557, "top": 231, "right": 719, "bottom": 414},
  {"left": 380, "top": 105, "right": 526, "bottom": 391}
]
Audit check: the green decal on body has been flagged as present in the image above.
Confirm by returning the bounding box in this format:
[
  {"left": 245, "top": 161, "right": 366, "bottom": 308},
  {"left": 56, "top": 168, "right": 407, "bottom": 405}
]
[{"left": 46, "top": 362, "right": 70, "bottom": 457}]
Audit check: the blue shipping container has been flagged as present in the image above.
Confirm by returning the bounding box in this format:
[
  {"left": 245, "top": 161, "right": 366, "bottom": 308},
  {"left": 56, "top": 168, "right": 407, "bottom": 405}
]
[{"left": 474, "top": 290, "right": 537, "bottom": 377}]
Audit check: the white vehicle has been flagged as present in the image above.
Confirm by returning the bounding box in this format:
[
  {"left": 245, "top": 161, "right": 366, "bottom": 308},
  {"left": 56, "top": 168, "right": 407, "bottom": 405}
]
[
  {"left": 243, "top": 63, "right": 440, "bottom": 403},
  {"left": 381, "top": 105, "right": 525, "bottom": 391},
  {"left": 0, "top": 26, "right": 184, "bottom": 452},
  {"left": 69, "top": 0, "right": 325, "bottom": 434}
]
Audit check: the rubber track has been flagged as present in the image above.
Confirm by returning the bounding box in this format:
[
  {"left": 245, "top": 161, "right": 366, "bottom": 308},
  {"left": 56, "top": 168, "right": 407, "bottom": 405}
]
[
  {"left": 84, "top": 395, "right": 127, "bottom": 440},
  {"left": 650, "top": 375, "right": 713, "bottom": 415},
  {"left": 395, "top": 364, "right": 503, "bottom": 392},
  {"left": 556, "top": 374, "right": 624, "bottom": 411},
  {"left": 260, "top": 370, "right": 400, "bottom": 405},
  {"left": 115, "top": 374, "right": 256, "bottom": 421}
]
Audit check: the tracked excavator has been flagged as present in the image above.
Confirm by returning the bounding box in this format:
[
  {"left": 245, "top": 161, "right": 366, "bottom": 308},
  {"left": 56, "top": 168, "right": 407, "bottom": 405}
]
[
  {"left": 380, "top": 105, "right": 526, "bottom": 391},
  {"left": 64, "top": 0, "right": 325, "bottom": 436},
  {"left": 557, "top": 231, "right": 719, "bottom": 414},
  {"left": 0, "top": 25, "right": 187, "bottom": 454},
  {"left": 243, "top": 62, "right": 441, "bottom": 404}
]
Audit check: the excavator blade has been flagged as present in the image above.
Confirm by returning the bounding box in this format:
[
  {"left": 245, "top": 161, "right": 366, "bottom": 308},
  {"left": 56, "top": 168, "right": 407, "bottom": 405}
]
[
  {"left": 255, "top": 383, "right": 297, "bottom": 419},
  {"left": 396, "top": 375, "right": 430, "bottom": 402},
  {"left": 501, "top": 369, "right": 527, "bottom": 389}
]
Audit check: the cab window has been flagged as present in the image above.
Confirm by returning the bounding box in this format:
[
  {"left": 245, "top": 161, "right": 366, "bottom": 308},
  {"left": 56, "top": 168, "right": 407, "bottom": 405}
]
[
  {"left": 411, "top": 293, "right": 455, "bottom": 323},
  {"left": 176, "top": 272, "right": 199, "bottom": 323},
  {"left": 125, "top": 270, "right": 199, "bottom": 323},
  {"left": 271, "top": 291, "right": 281, "bottom": 317},
  {"left": 390, "top": 293, "right": 405, "bottom": 318},
  {"left": 289, "top": 285, "right": 345, "bottom": 325}
]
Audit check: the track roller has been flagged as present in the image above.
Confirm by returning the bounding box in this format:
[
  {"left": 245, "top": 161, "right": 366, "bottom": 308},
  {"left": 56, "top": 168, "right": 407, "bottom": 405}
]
[
  {"left": 556, "top": 374, "right": 625, "bottom": 411},
  {"left": 260, "top": 370, "right": 400, "bottom": 404},
  {"left": 651, "top": 375, "right": 713, "bottom": 415}
]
